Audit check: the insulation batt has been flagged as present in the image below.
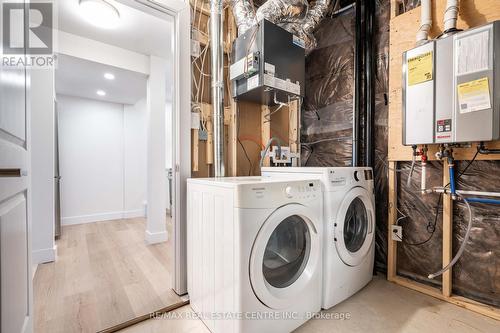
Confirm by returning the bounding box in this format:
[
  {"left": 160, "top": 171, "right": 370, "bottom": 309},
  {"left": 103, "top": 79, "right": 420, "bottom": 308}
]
[
  {"left": 301, "top": 1, "right": 392, "bottom": 272},
  {"left": 373, "top": 0, "right": 390, "bottom": 273},
  {"left": 396, "top": 161, "right": 444, "bottom": 286},
  {"left": 301, "top": 7, "right": 355, "bottom": 167},
  {"left": 452, "top": 161, "right": 500, "bottom": 307}
]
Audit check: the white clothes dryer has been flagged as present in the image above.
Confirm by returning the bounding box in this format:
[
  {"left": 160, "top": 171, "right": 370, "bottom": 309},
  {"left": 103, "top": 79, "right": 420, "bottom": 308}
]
[{"left": 187, "top": 177, "right": 323, "bottom": 333}]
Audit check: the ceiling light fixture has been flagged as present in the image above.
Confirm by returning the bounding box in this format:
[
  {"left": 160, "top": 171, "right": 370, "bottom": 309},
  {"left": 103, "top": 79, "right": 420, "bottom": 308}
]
[
  {"left": 104, "top": 73, "right": 115, "bottom": 80},
  {"left": 79, "top": 0, "right": 121, "bottom": 29},
  {"left": 97, "top": 90, "right": 106, "bottom": 96}
]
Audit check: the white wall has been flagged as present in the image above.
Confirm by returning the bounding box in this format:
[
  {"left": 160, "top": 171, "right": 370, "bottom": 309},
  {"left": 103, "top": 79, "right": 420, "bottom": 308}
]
[
  {"left": 58, "top": 95, "right": 147, "bottom": 225},
  {"left": 31, "top": 69, "right": 56, "bottom": 264},
  {"left": 124, "top": 98, "right": 148, "bottom": 215},
  {"left": 57, "top": 30, "right": 150, "bottom": 75},
  {"left": 146, "top": 56, "right": 168, "bottom": 244}
]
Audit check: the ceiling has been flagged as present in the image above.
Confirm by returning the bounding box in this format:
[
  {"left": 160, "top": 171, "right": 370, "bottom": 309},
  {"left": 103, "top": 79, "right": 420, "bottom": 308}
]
[
  {"left": 56, "top": 54, "right": 148, "bottom": 105},
  {"left": 56, "top": 0, "right": 173, "bottom": 58}
]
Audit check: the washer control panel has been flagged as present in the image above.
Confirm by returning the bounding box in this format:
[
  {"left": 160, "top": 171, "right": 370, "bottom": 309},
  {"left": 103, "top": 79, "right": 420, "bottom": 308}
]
[{"left": 235, "top": 179, "right": 321, "bottom": 208}]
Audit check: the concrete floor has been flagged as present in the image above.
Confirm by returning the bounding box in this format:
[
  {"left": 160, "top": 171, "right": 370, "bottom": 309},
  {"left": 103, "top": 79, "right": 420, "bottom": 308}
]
[{"left": 121, "top": 275, "right": 500, "bottom": 333}]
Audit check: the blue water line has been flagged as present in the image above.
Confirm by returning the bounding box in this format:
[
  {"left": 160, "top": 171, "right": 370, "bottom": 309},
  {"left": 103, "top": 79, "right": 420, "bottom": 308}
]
[
  {"left": 449, "top": 163, "right": 456, "bottom": 196},
  {"left": 464, "top": 197, "right": 500, "bottom": 205}
]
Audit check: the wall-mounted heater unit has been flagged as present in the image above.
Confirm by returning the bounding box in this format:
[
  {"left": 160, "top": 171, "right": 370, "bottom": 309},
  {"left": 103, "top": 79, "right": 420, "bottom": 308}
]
[{"left": 403, "top": 20, "right": 500, "bottom": 145}]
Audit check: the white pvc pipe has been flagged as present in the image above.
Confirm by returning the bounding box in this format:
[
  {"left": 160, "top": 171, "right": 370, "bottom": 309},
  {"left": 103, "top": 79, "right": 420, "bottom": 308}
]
[
  {"left": 421, "top": 162, "right": 427, "bottom": 193},
  {"left": 416, "top": 0, "right": 432, "bottom": 45},
  {"left": 433, "top": 187, "right": 500, "bottom": 198},
  {"left": 444, "top": 0, "right": 459, "bottom": 32}
]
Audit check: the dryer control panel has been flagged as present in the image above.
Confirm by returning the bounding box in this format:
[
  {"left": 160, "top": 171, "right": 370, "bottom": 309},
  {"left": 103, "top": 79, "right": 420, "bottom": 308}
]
[
  {"left": 235, "top": 179, "right": 321, "bottom": 209},
  {"left": 284, "top": 182, "right": 318, "bottom": 199}
]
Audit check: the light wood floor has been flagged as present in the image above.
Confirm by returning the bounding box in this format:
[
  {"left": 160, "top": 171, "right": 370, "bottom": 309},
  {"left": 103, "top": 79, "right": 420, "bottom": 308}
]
[
  {"left": 34, "top": 217, "right": 182, "bottom": 333},
  {"left": 121, "top": 275, "right": 500, "bottom": 333}
]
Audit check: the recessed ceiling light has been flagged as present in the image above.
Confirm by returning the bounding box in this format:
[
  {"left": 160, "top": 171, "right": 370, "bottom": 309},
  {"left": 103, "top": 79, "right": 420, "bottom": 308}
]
[
  {"left": 97, "top": 90, "right": 106, "bottom": 96},
  {"left": 104, "top": 73, "right": 115, "bottom": 80},
  {"left": 79, "top": 0, "right": 121, "bottom": 29}
]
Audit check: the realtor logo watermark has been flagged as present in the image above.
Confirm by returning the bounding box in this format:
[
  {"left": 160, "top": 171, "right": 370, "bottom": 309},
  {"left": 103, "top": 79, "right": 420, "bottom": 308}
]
[{"left": 2, "top": 1, "right": 56, "bottom": 68}]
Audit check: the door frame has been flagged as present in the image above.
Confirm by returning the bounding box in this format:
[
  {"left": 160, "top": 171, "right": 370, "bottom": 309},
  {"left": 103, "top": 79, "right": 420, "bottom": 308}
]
[{"left": 115, "top": 0, "right": 191, "bottom": 295}]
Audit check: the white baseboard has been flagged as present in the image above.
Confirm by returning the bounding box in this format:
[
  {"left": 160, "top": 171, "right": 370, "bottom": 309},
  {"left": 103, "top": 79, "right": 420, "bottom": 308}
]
[
  {"left": 145, "top": 229, "right": 168, "bottom": 244},
  {"left": 62, "top": 209, "right": 146, "bottom": 226},
  {"left": 123, "top": 209, "right": 146, "bottom": 219},
  {"left": 32, "top": 245, "right": 57, "bottom": 265}
]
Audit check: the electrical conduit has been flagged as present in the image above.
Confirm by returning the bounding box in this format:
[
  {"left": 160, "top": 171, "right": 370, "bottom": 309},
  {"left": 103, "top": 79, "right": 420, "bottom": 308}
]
[{"left": 211, "top": 0, "right": 225, "bottom": 177}]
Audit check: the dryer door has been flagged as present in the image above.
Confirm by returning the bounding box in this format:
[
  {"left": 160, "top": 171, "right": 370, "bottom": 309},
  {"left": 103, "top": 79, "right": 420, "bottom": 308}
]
[
  {"left": 249, "top": 204, "right": 320, "bottom": 310},
  {"left": 334, "top": 187, "right": 375, "bottom": 267}
]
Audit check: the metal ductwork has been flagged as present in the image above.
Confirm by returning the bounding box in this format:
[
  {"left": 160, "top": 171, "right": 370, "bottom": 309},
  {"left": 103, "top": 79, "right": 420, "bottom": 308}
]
[
  {"left": 230, "top": 0, "right": 331, "bottom": 54},
  {"left": 211, "top": 0, "right": 225, "bottom": 177}
]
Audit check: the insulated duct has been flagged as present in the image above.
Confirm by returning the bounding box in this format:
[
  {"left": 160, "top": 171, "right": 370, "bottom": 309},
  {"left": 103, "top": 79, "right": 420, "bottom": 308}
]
[
  {"left": 211, "top": 0, "right": 225, "bottom": 177},
  {"left": 230, "top": 0, "right": 331, "bottom": 54},
  {"left": 230, "top": 0, "right": 257, "bottom": 35}
]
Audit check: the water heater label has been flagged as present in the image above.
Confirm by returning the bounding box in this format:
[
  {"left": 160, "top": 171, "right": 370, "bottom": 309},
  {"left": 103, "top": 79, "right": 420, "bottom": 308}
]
[
  {"left": 407, "top": 51, "right": 433, "bottom": 86},
  {"left": 457, "top": 77, "right": 491, "bottom": 113},
  {"left": 456, "top": 30, "right": 489, "bottom": 75}
]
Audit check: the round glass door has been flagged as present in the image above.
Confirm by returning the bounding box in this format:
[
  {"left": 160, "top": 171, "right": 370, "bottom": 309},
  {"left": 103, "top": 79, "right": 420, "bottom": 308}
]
[
  {"left": 343, "top": 197, "right": 368, "bottom": 253},
  {"left": 262, "top": 215, "right": 311, "bottom": 289},
  {"left": 249, "top": 204, "right": 320, "bottom": 309},
  {"left": 334, "top": 187, "right": 374, "bottom": 267}
]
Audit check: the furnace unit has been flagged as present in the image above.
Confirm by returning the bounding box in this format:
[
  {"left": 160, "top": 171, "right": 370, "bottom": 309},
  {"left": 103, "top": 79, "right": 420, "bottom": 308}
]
[{"left": 230, "top": 19, "right": 305, "bottom": 105}]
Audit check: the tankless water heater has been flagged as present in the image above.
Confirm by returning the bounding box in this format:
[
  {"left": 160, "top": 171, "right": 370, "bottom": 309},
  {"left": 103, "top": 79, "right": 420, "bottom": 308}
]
[{"left": 403, "top": 21, "right": 500, "bottom": 145}]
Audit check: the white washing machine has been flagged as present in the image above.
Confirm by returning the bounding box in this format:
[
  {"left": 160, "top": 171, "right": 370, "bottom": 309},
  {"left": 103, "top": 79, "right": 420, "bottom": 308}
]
[
  {"left": 187, "top": 177, "right": 323, "bottom": 333},
  {"left": 262, "top": 167, "right": 375, "bottom": 309}
]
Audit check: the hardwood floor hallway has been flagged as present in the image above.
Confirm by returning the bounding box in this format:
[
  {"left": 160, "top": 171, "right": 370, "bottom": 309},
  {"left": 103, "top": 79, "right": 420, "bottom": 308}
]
[{"left": 34, "top": 217, "right": 181, "bottom": 333}]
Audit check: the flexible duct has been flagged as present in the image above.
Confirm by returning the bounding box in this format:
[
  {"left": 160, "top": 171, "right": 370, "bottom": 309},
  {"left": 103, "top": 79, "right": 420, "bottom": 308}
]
[
  {"left": 230, "top": 0, "right": 331, "bottom": 54},
  {"left": 416, "top": 0, "right": 432, "bottom": 45},
  {"left": 211, "top": 0, "right": 225, "bottom": 177},
  {"left": 230, "top": 0, "right": 257, "bottom": 35},
  {"left": 444, "top": 0, "right": 459, "bottom": 33}
]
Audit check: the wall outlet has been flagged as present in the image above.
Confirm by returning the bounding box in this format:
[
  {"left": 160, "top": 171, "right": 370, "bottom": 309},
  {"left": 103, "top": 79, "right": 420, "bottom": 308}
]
[{"left": 391, "top": 225, "right": 402, "bottom": 242}]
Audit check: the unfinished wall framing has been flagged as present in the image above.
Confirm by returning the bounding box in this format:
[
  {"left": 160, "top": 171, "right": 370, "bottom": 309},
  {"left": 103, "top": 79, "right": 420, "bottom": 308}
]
[
  {"left": 190, "top": 0, "right": 500, "bottom": 321},
  {"left": 190, "top": 1, "right": 300, "bottom": 177},
  {"left": 387, "top": 0, "right": 500, "bottom": 320}
]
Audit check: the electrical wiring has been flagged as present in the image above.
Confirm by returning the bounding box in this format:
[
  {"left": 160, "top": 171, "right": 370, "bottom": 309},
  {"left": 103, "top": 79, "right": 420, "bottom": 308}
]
[
  {"left": 396, "top": 193, "right": 442, "bottom": 246},
  {"left": 236, "top": 104, "right": 253, "bottom": 176}
]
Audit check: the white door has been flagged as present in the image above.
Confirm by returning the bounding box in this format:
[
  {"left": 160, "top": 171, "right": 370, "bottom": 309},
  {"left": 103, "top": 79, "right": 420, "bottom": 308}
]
[
  {"left": 249, "top": 204, "right": 320, "bottom": 309},
  {"left": 0, "top": 2, "right": 33, "bottom": 332},
  {"left": 334, "top": 187, "right": 375, "bottom": 267}
]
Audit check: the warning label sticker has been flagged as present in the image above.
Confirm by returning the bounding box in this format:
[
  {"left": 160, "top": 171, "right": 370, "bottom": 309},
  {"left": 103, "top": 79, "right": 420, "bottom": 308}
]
[
  {"left": 457, "top": 77, "right": 491, "bottom": 113},
  {"left": 407, "top": 51, "right": 433, "bottom": 86}
]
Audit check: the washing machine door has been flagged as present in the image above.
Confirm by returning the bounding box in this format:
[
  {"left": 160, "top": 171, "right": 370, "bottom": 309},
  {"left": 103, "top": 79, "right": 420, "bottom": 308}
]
[
  {"left": 249, "top": 204, "right": 320, "bottom": 310},
  {"left": 334, "top": 187, "right": 374, "bottom": 267}
]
